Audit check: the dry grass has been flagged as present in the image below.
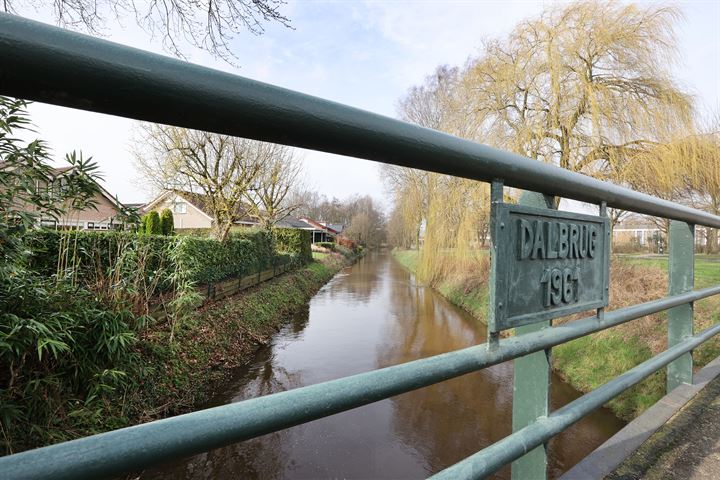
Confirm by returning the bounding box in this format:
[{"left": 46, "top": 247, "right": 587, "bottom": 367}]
[{"left": 608, "top": 262, "right": 668, "bottom": 355}]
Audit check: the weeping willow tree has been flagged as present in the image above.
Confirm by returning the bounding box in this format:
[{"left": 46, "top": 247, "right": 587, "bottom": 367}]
[
  {"left": 688, "top": 123, "right": 720, "bottom": 252},
  {"left": 386, "top": 1, "right": 701, "bottom": 283},
  {"left": 624, "top": 118, "right": 720, "bottom": 251},
  {"left": 461, "top": 1, "right": 694, "bottom": 227},
  {"left": 384, "top": 66, "right": 492, "bottom": 285}
]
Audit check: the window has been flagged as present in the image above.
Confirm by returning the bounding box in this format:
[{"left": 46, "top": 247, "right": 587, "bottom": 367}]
[{"left": 173, "top": 201, "right": 187, "bottom": 214}]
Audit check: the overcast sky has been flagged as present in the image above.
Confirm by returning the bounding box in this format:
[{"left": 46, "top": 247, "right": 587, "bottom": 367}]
[{"left": 21, "top": 0, "right": 720, "bottom": 207}]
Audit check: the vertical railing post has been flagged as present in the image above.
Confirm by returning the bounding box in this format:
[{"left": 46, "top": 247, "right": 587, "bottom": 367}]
[
  {"left": 511, "top": 191, "right": 555, "bottom": 480},
  {"left": 668, "top": 220, "right": 694, "bottom": 392}
]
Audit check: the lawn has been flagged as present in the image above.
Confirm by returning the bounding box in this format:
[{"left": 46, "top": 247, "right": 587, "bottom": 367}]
[{"left": 618, "top": 254, "right": 720, "bottom": 289}]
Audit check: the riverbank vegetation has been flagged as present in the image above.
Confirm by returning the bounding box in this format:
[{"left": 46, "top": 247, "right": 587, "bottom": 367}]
[
  {"left": 385, "top": 1, "right": 720, "bottom": 422},
  {"left": 392, "top": 249, "right": 720, "bottom": 420},
  {"left": 0, "top": 95, "right": 369, "bottom": 454},
  {"left": 1, "top": 219, "right": 346, "bottom": 454}
]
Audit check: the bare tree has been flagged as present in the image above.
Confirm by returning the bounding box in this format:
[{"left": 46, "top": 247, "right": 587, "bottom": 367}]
[
  {"left": 134, "top": 123, "right": 269, "bottom": 241},
  {"left": 341, "top": 195, "right": 386, "bottom": 247},
  {"left": 245, "top": 144, "right": 304, "bottom": 231},
  {"left": 6, "top": 0, "right": 291, "bottom": 63}
]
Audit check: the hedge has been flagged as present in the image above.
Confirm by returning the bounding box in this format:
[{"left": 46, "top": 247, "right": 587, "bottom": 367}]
[
  {"left": 175, "top": 236, "right": 259, "bottom": 284},
  {"left": 274, "top": 228, "right": 312, "bottom": 264},
  {"left": 315, "top": 241, "right": 336, "bottom": 251},
  {"left": 24, "top": 229, "right": 299, "bottom": 288},
  {"left": 25, "top": 230, "right": 177, "bottom": 291},
  {"left": 231, "top": 229, "right": 275, "bottom": 270},
  {"left": 174, "top": 227, "right": 312, "bottom": 265}
]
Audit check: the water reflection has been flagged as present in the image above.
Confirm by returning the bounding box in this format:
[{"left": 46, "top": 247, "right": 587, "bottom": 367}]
[{"left": 141, "top": 252, "right": 623, "bottom": 479}]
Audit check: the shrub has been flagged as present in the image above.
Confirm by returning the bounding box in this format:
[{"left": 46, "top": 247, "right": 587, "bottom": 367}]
[
  {"left": 26, "top": 229, "right": 288, "bottom": 288},
  {"left": 315, "top": 241, "right": 336, "bottom": 251},
  {"left": 274, "top": 228, "right": 312, "bottom": 264},
  {"left": 0, "top": 257, "right": 139, "bottom": 453},
  {"left": 231, "top": 228, "right": 274, "bottom": 270},
  {"left": 146, "top": 211, "right": 162, "bottom": 235},
  {"left": 175, "top": 236, "right": 260, "bottom": 284},
  {"left": 139, "top": 214, "right": 149, "bottom": 235},
  {"left": 160, "top": 209, "right": 175, "bottom": 235}
]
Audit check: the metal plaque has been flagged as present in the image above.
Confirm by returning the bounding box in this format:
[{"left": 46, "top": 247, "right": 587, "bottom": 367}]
[{"left": 489, "top": 203, "right": 610, "bottom": 332}]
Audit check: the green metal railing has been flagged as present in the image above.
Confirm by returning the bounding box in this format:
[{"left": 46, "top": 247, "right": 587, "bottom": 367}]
[{"left": 1, "top": 13, "right": 719, "bottom": 480}]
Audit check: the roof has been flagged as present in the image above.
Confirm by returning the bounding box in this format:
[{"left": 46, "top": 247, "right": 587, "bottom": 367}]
[
  {"left": 320, "top": 222, "right": 344, "bottom": 233},
  {"left": 1, "top": 160, "right": 125, "bottom": 210},
  {"left": 124, "top": 203, "right": 146, "bottom": 211},
  {"left": 300, "top": 217, "right": 340, "bottom": 234},
  {"left": 275, "top": 216, "right": 313, "bottom": 229},
  {"left": 145, "top": 190, "right": 257, "bottom": 223},
  {"left": 49, "top": 166, "right": 74, "bottom": 176}
]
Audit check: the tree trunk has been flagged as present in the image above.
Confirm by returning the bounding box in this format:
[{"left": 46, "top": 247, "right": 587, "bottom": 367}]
[
  {"left": 708, "top": 228, "right": 718, "bottom": 254},
  {"left": 213, "top": 222, "right": 233, "bottom": 242}
]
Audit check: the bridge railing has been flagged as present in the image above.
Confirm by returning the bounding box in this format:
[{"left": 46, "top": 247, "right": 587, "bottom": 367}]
[{"left": 1, "top": 13, "right": 719, "bottom": 480}]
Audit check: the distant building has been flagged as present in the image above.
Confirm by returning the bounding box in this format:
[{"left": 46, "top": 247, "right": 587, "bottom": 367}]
[
  {"left": 299, "top": 217, "right": 343, "bottom": 243},
  {"left": 143, "top": 190, "right": 257, "bottom": 230},
  {"left": 142, "top": 190, "right": 350, "bottom": 244},
  {"left": 2, "top": 162, "right": 128, "bottom": 230},
  {"left": 613, "top": 214, "right": 718, "bottom": 251},
  {"left": 613, "top": 215, "right": 660, "bottom": 247}
]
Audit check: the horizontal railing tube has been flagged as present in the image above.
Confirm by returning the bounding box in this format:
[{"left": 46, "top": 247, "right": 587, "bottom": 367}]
[
  {"left": 1, "top": 286, "right": 719, "bottom": 480},
  {"left": 1, "top": 14, "right": 720, "bottom": 229},
  {"left": 431, "top": 322, "right": 720, "bottom": 480}
]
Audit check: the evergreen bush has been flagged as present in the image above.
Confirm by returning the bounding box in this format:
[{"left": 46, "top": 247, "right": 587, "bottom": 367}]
[
  {"left": 146, "top": 211, "right": 162, "bottom": 235},
  {"left": 160, "top": 209, "right": 175, "bottom": 235},
  {"left": 273, "top": 228, "right": 312, "bottom": 264}
]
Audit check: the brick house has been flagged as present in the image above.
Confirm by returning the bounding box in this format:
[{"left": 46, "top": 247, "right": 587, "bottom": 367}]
[{"left": 2, "top": 162, "right": 129, "bottom": 230}]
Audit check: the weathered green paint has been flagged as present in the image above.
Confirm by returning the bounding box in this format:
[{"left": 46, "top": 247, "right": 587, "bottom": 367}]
[
  {"left": 488, "top": 179, "right": 505, "bottom": 346},
  {"left": 431, "top": 322, "right": 720, "bottom": 480},
  {"left": 2, "top": 13, "right": 720, "bottom": 230},
  {"left": 511, "top": 191, "right": 554, "bottom": 480},
  {"left": 492, "top": 204, "right": 609, "bottom": 331},
  {"left": 668, "top": 220, "right": 695, "bottom": 392}
]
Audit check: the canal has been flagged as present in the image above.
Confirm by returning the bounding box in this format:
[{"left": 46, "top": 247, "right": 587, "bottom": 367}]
[{"left": 143, "top": 252, "right": 623, "bottom": 479}]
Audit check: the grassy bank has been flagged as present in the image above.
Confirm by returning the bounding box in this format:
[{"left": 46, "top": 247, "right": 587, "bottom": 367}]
[
  {"left": 6, "top": 252, "right": 354, "bottom": 454},
  {"left": 127, "top": 253, "right": 352, "bottom": 421},
  {"left": 391, "top": 249, "right": 720, "bottom": 421}
]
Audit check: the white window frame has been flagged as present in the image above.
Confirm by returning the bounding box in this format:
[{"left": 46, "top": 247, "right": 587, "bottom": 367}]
[{"left": 173, "top": 201, "right": 187, "bottom": 214}]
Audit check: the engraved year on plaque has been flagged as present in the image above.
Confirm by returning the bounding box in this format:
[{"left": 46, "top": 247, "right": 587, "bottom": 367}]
[{"left": 489, "top": 203, "right": 610, "bottom": 332}]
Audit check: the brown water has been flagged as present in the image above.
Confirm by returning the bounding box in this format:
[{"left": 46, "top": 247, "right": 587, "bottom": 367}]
[{"left": 142, "top": 252, "right": 623, "bottom": 479}]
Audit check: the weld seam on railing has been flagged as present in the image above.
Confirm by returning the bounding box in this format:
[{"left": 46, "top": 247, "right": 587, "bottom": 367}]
[
  {"left": 1, "top": 285, "right": 718, "bottom": 480},
  {"left": 430, "top": 322, "right": 720, "bottom": 480},
  {"left": 1, "top": 13, "right": 720, "bottom": 228}
]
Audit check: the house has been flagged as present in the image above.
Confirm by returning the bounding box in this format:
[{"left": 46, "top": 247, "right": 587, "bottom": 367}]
[
  {"left": 143, "top": 190, "right": 258, "bottom": 230},
  {"left": 277, "top": 216, "right": 354, "bottom": 246},
  {"left": 613, "top": 214, "right": 719, "bottom": 251},
  {"left": 613, "top": 215, "right": 661, "bottom": 247},
  {"left": 299, "top": 217, "right": 343, "bottom": 243},
  {"left": 143, "top": 190, "right": 350, "bottom": 243},
  {"left": 2, "top": 162, "right": 129, "bottom": 230},
  {"left": 275, "top": 215, "right": 314, "bottom": 230}
]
